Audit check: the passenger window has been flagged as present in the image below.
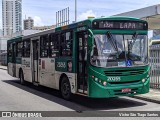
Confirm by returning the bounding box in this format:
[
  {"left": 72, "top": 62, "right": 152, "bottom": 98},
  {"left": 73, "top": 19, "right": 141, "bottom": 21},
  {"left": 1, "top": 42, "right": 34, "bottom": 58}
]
[
  {"left": 49, "top": 34, "right": 60, "bottom": 57},
  {"left": 23, "top": 40, "right": 30, "bottom": 57},
  {"left": 60, "top": 31, "right": 73, "bottom": 57},
  {"left": 40, "top": 35, "right": 49, "bottom": 58},
  {"left": 16, "top": 42, "right": 23, "bottom": 57},
  {"left": 8, "top": 43, "right": 12, "bottom": 57}
]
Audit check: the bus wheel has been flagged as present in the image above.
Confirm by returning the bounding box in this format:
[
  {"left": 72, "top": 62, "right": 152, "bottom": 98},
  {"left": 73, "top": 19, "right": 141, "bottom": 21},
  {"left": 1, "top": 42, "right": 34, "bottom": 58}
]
[
  {"left": 20, "top": 71, "right": 25, "bottom": 85},
  {"left": 60, "top": 76, "right": 72, "bottom": 100}
]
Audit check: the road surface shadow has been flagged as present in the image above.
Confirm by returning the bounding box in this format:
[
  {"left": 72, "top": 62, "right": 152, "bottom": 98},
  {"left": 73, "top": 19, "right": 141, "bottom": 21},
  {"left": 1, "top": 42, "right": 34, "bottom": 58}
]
[{"left": 3, "top": 79, "right": 147, "bottom": 111}]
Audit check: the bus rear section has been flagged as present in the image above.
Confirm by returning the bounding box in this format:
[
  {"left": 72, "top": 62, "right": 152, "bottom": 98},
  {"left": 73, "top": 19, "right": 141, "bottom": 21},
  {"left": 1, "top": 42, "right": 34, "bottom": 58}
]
[{"left": 7, "top": 37, "right": 22, "bottom": 78}]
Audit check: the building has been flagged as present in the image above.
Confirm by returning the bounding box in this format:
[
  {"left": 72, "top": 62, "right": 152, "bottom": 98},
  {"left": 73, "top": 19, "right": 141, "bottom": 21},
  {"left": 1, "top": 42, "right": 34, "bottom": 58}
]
[
  {"left": 0, "top": 36, "right": 9, "bottom": 61},
  {"left": 153, "top": 30, "right": 160, "bottom": 37},
  {"left": 114, "top": 4, "right": 160, "bottom": 38},
  {"left": 32, "top": 25, "right": 56, "bottom": 31},
  {"left": 0, "top": 29, "right": 2, "bottom": 37},
  {"left": 2, "top": 0, "right": 22, "bottom": 36},
  {"left": 0, "top": 35, "right": 11, "bottom": 53},
  {"left": 24, "top": 17, "right": 34, "bottom": 30}
]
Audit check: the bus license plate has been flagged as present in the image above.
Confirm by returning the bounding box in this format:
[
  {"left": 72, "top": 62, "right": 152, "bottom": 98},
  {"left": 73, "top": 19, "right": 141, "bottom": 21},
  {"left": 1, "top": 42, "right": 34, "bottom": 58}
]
[{"left": 122, "top": 88, "right": 131, "bottom": 92}]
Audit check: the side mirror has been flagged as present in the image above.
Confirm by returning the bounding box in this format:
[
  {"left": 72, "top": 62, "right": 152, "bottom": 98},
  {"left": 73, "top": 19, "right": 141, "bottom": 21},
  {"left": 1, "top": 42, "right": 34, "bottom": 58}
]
[{"left": 90, "top": 56, "right": 96, "bottom": 63}]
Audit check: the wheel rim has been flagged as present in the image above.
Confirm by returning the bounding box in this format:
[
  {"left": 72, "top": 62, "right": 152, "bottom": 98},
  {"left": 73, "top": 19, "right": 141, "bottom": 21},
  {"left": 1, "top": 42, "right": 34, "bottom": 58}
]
[{"left": 62, "top": 81, "right": 70, "bottom": 96}]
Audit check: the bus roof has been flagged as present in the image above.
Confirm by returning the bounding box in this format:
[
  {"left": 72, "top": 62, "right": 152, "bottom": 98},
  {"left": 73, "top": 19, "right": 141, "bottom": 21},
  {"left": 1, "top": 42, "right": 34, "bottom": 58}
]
[
  {"left": 55, "top": 16, "right": 147, "bottom": 32},
  {"left": 9, "top": 16, "right": 147, "bottom": 41},
  {"left": 23, "top": 29, "right": 55, "bottom": 39},
  {"left": 7, "top": 36, "right": 22, "bottom": 43},
  {"left": 92, "top": 16, "right": 145, "bottom": 21}
]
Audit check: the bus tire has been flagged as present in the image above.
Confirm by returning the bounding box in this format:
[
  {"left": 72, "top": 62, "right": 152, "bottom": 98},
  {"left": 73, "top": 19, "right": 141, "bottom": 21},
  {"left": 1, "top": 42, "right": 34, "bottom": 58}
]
[
  {"left": 19, "top": 70, "right": 25, "bottom": 85},
  {"left": 60, "top": 76, "right": 72, "bottom": 100}
]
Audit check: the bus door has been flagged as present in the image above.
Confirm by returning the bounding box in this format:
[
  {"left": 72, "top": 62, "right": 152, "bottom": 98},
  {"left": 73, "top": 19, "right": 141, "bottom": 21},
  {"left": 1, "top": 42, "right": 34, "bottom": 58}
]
[
  {"left": 77, "top": 32, "right": 88, "bottom": 94},
  {"left": 32, "top": 40, "right": 39, "bottom": 83},
  {"left": 12, "top": 43, "right": 16, "bottom": 77}
]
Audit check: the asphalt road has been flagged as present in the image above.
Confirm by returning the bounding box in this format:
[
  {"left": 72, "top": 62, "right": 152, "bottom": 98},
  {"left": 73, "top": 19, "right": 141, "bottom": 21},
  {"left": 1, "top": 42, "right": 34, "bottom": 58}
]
[{"left": 0, "top": 69, "right": 160, "bottom": 120}]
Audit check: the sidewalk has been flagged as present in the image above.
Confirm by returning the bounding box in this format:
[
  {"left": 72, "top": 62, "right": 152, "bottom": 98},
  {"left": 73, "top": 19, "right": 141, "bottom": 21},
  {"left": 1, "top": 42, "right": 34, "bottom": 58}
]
[
  {"left": 133, "top": 89, "right": 160, "bottom": 104},
  {"left": 0, "top": 65, "right": 7, "bottom": 70},
  {"left": 0, "top": 65, "right": 160, "bottom": 104}
]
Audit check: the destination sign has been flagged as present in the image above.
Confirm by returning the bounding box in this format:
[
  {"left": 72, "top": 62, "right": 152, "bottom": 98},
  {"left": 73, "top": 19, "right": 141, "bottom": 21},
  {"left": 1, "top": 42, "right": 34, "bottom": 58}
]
[{"left": 92, "top": 20, "right": 148, "bottom": 30}]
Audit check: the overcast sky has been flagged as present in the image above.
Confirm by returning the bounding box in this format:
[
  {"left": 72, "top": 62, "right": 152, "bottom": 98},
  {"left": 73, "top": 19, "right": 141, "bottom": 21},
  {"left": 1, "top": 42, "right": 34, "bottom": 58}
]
[{"left": 0, "top": 0, "right": 160, "bottom": 36}]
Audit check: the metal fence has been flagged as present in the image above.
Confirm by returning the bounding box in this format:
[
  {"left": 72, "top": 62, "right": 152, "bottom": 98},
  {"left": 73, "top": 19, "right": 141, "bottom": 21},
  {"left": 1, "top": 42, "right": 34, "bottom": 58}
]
[{"left": 149, "top": 44, "right": 160, "bottom": 89}]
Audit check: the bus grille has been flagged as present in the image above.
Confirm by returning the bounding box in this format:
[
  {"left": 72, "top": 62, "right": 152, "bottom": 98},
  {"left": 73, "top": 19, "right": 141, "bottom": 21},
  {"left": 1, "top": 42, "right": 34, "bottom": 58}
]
[
  {"left": 104, "top": 69, "right": 145, "bottom": 76},
  {"left": 109, "top": 80, "right": 140, "bottom": 85}
]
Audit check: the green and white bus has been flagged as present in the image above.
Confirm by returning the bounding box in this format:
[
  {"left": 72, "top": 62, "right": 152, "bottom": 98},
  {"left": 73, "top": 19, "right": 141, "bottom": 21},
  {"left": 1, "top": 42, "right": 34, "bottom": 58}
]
[{"left": 7, "top": 16, "right": 150, "bottom": 100}]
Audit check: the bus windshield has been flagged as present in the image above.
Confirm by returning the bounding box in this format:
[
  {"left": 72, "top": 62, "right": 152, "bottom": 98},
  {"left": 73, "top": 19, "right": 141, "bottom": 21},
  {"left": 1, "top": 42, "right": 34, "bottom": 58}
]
[{"left": 90, "top": 34, "right": 148, "bottom": 67}]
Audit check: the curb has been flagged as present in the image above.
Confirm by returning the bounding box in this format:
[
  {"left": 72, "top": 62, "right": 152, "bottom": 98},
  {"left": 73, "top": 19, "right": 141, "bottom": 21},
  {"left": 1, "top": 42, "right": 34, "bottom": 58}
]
[
  {"left": 0, "top": 68, "right": 7, "bottom": 70},
  {"left": 131, "top": 96, "right": 160, "bottom": 104}
]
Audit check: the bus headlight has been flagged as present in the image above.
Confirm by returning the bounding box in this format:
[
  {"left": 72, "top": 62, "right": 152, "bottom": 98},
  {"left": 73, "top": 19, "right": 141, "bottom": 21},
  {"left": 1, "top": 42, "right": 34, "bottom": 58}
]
[
  {"left": 91, "top": 75, "right": 107, "bottom": 86},
  {"left": 142, "top": 79, "right": 145, "bottom": 83},
  {"left": 95, "top": 78, "right": 98, "bottom": 81},
  {"left": 103, "top": 81, "right": 107, "bottom": 86}
]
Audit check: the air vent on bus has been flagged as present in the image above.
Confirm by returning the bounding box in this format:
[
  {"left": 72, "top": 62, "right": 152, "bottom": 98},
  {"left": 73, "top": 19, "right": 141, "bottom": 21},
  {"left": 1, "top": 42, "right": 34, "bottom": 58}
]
[
  {"left": 109, "top": 80, "right": 140, "bottom": 85},
  {"left": 104, "top": 69, "right": 145, "bottom": 76}
]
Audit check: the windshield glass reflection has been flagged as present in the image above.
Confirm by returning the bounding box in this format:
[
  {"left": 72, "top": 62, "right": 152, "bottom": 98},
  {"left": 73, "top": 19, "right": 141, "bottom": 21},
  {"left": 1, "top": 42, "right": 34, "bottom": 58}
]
[{"left": 90, "top": 34, "right": 148, "bottom": 67}]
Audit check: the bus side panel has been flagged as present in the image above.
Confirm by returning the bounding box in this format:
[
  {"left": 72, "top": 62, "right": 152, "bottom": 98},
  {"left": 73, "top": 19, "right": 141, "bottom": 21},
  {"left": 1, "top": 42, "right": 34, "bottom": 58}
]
[
  {"left": 15, "top": 57, "right": 22, "bottom": 78},
  {"left": 8, "top": 62, "right": 13, "bottom": 76},
  {"left": 55, "top": 71, "right": 76, "bottom": 94},
  {"left": 16, "top": 64, "right": 21, "bottom": 78},
  {"left": 39, "top": 58, "right": 56, "bottom": 89},
  {"left": 22, "top": 57, "right": 32, "bottom": 83}
]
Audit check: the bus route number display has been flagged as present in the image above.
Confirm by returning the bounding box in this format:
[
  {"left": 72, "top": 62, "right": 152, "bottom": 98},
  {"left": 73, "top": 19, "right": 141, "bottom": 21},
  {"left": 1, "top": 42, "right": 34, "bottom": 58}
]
[{"left": 93, "top": 20, "right": 147, "bottom": 30}]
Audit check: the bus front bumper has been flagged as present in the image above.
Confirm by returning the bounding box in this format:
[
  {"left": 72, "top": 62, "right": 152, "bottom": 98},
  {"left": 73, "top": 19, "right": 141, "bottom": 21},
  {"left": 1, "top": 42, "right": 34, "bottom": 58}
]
[{"left": 88, "top": 77, "right": 150, "bottom": 98}]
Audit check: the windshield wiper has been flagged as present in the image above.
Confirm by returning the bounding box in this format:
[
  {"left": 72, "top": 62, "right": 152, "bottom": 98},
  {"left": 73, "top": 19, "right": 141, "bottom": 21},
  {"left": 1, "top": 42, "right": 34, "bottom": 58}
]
[
  {"left": 128, "top": 32, "right": 138, "bottom": 60},
  {"left": 106, "top": 32, "right": 119, "bottom": 53},
  {"left": 130, "top": 32, "right": 138, "bottom": 49}
]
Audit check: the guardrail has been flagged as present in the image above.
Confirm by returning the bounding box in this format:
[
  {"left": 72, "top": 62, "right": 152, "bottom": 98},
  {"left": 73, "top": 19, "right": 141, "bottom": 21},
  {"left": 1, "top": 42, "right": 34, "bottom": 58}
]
[{"left": 149, "top": 44, "right": 160, "bottom": 89}]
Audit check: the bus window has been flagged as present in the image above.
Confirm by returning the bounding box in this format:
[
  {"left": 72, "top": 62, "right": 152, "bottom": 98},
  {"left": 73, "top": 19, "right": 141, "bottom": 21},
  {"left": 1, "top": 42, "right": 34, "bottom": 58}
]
[
  {"left": 60, "top": 31, "right": 73, "bottom": 57},
  {"left": 49, "top": 34, "right": 60, "bottom": 57},
  {"left": 23, "top": 40, "right": 30, "bottom": 57},
  {"left": 16, "top": 42, "right": 23, "bottom": 57},
  {"left": 8, "top": 43, "right": 12, "bottom": 57},
  {"left": 40, "top": 35, "right": 49, "bottom": 58}
]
